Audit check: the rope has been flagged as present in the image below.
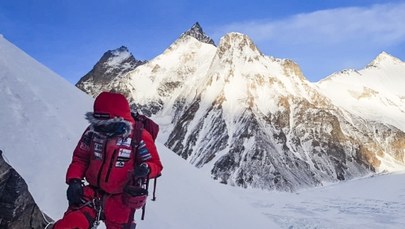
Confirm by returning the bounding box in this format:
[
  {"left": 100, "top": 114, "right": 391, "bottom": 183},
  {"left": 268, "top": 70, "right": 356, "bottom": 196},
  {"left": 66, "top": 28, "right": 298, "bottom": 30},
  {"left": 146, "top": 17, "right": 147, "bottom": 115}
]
[
  {"left": 41, "top": 210, "right": 55, "bottom": 229},
  {"left": 2, "top": 151, "right": 10, "bottom": 164}
]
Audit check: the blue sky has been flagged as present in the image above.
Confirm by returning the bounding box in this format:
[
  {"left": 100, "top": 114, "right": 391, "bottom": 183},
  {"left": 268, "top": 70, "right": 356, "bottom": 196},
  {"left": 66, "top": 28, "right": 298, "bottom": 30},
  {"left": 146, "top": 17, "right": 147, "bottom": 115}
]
[{"left": 1, "top": 0, "right": 404, "bottom": 83}]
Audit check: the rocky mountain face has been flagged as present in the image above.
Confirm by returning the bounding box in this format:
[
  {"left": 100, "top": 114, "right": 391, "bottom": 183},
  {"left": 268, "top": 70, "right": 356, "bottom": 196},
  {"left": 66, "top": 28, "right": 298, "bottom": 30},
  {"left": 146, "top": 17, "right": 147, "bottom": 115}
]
[
  {"left": 0, "top": 150, "right": 53, "bottom": 228},
  {"left": 76, "top": 24, "right": 405, "bottom": 191},
  {"left": 76, "top": 46, "right": 145, "bottom": 97}
]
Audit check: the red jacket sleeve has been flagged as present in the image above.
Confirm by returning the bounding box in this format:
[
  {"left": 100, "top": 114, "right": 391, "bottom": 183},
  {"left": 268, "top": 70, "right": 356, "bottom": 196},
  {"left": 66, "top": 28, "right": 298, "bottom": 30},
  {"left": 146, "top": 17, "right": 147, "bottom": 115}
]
[
  {"left": 141, "top": 130, "right": 163, "bottom": 179},
  {"left": 66, "top": 128, "right": 92, "bottom": 183}
]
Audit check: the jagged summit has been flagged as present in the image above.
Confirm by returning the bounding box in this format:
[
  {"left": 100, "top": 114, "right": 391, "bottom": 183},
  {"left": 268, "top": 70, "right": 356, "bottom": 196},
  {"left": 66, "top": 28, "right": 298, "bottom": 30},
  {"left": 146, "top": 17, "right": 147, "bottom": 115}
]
[
  {"left": 181, "top": 22, "right": 216, "bottom": 46},
  {"left": 76, "top": 46, "right": 145, "bottom": 96},
  {"left": 367, "top": 51, "right": 402, "bottom": 68}
]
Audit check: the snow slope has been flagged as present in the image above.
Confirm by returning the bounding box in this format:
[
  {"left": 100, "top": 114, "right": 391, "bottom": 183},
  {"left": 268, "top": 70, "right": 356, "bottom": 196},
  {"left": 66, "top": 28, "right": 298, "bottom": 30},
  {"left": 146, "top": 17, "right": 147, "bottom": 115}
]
[
  {"left": 0, "top": 35, "right": 93, "bottom": 217},
  {"left": 137, "top": 143, "right": 277, "bottom": 229},
  {"left": 238, "top": 172, "right": 405, "bottom": 229}
]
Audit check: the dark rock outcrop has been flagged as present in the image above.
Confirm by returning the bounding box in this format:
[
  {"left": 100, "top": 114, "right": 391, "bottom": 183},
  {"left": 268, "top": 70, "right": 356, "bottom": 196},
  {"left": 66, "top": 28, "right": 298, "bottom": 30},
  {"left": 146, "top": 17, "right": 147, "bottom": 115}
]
[
  {"left": 0, "top": 149, "right": 53, "bottom": 228},
  {"left": 180, "top": 22, "right": 216, "bottom": 46}
]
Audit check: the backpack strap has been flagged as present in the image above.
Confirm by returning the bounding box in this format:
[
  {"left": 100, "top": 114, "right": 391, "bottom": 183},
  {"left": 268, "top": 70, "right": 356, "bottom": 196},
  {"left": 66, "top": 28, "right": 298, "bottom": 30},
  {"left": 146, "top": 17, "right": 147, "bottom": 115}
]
[
  {"left": 131, "top": 121, "right": 143, "bottom": 150},
  {"left": 129, "top": 120, "right": 151, "bottom": 221},
  {"left": 129, "top": 115, "right": 161, "bottom": 220}
]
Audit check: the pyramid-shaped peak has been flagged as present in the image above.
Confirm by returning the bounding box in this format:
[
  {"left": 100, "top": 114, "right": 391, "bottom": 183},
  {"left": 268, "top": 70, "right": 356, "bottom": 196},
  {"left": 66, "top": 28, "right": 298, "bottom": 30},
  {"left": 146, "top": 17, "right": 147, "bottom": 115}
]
[
  {"left": 367, "top": 51, "right": 402, "bottom": 68},
  {"left": 75, "top": 45, "right": 145, "bottom": 93},
  {"left": 181, "top": 22, "right": 216, "bottom": 46},
  {"left": 191, "top": 22, "right": 203, "bottom": 30}
]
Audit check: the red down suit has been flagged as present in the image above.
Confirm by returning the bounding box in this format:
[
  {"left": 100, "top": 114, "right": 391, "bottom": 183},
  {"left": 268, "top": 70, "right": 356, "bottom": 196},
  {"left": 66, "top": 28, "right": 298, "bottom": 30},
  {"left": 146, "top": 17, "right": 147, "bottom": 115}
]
[
  {"left": 66, "top": 125, "right": 162, "bottom": 193},
  {"left": 66, "top": 92, "right": 162, "bottom": 192},
  {"left": 54, "top": 92, "right": 163, "bottom": 229}
]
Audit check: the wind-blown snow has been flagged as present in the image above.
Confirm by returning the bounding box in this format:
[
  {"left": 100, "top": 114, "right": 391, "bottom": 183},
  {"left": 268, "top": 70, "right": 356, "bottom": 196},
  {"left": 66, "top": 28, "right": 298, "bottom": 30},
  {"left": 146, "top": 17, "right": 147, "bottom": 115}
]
[
  {"left": 1, "top": 35, "right": 405, "bottom": 229},
  {"left": 106, "top": 49, "right": 131, "bottom": 67}
]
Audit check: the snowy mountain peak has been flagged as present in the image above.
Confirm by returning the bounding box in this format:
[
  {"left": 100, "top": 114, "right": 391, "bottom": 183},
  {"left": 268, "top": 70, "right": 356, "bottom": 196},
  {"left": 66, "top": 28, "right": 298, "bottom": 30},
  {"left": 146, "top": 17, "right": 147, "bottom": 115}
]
[
  {"left": 180, "top": 22, "right": 216, "bottom": 46},
  {"left": 76, "top": 46, "right": 145, "bottom": 96},
  {"left": 367, "top": 51, "right": 403, "bottom": 68},
  {"left": 101, "top": 46, "right": 133, "bottom": 67}
]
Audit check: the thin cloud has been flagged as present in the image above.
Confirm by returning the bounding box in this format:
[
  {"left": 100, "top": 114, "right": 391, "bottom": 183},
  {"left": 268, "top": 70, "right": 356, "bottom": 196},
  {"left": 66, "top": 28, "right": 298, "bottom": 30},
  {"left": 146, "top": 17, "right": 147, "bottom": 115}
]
[{"left": 213, "top": 2, "right": 405, "bottom": 46}]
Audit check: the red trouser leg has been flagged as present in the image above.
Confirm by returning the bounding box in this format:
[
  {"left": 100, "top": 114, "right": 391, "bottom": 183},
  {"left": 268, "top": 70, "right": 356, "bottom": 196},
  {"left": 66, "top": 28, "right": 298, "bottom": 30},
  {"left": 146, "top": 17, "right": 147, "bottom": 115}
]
[
  {"left": 53, "top": 186, "right": 97, "bottom": 229},
  {"left": 103, "top": 193, "right": 135, "bottom": 229},
  {"left": 53, "top": 209, "right": 93, "bottom": 229}
]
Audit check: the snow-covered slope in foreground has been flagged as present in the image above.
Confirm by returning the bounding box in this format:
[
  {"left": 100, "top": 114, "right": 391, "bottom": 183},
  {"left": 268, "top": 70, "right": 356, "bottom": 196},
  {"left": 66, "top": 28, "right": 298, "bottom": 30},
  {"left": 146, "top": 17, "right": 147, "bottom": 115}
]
[
  {"left": 99, "top": 143, "right": 405, "bottom": 229},
  {"left": 238, "top": 172, "right": 405, "bottom": 229},
  {"left": 0, "top": 35, "right": 93, "bottom": 217},
  {"left": 137, "top": 143, "right": 277, "bottom": 229}
]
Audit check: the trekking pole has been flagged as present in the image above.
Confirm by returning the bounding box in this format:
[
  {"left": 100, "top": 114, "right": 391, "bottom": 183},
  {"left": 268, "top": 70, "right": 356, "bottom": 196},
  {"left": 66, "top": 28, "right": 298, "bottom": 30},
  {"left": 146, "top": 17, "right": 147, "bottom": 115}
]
[{"left": 91, "top": 197, "right": 103, "bottom": 229}]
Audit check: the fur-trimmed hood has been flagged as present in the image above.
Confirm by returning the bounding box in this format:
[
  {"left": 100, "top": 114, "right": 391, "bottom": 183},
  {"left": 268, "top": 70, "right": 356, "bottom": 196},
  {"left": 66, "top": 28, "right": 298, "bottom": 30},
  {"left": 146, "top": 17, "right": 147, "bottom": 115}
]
[{"left": 85, "top": 112, "right": 133, "bottom": 138}]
